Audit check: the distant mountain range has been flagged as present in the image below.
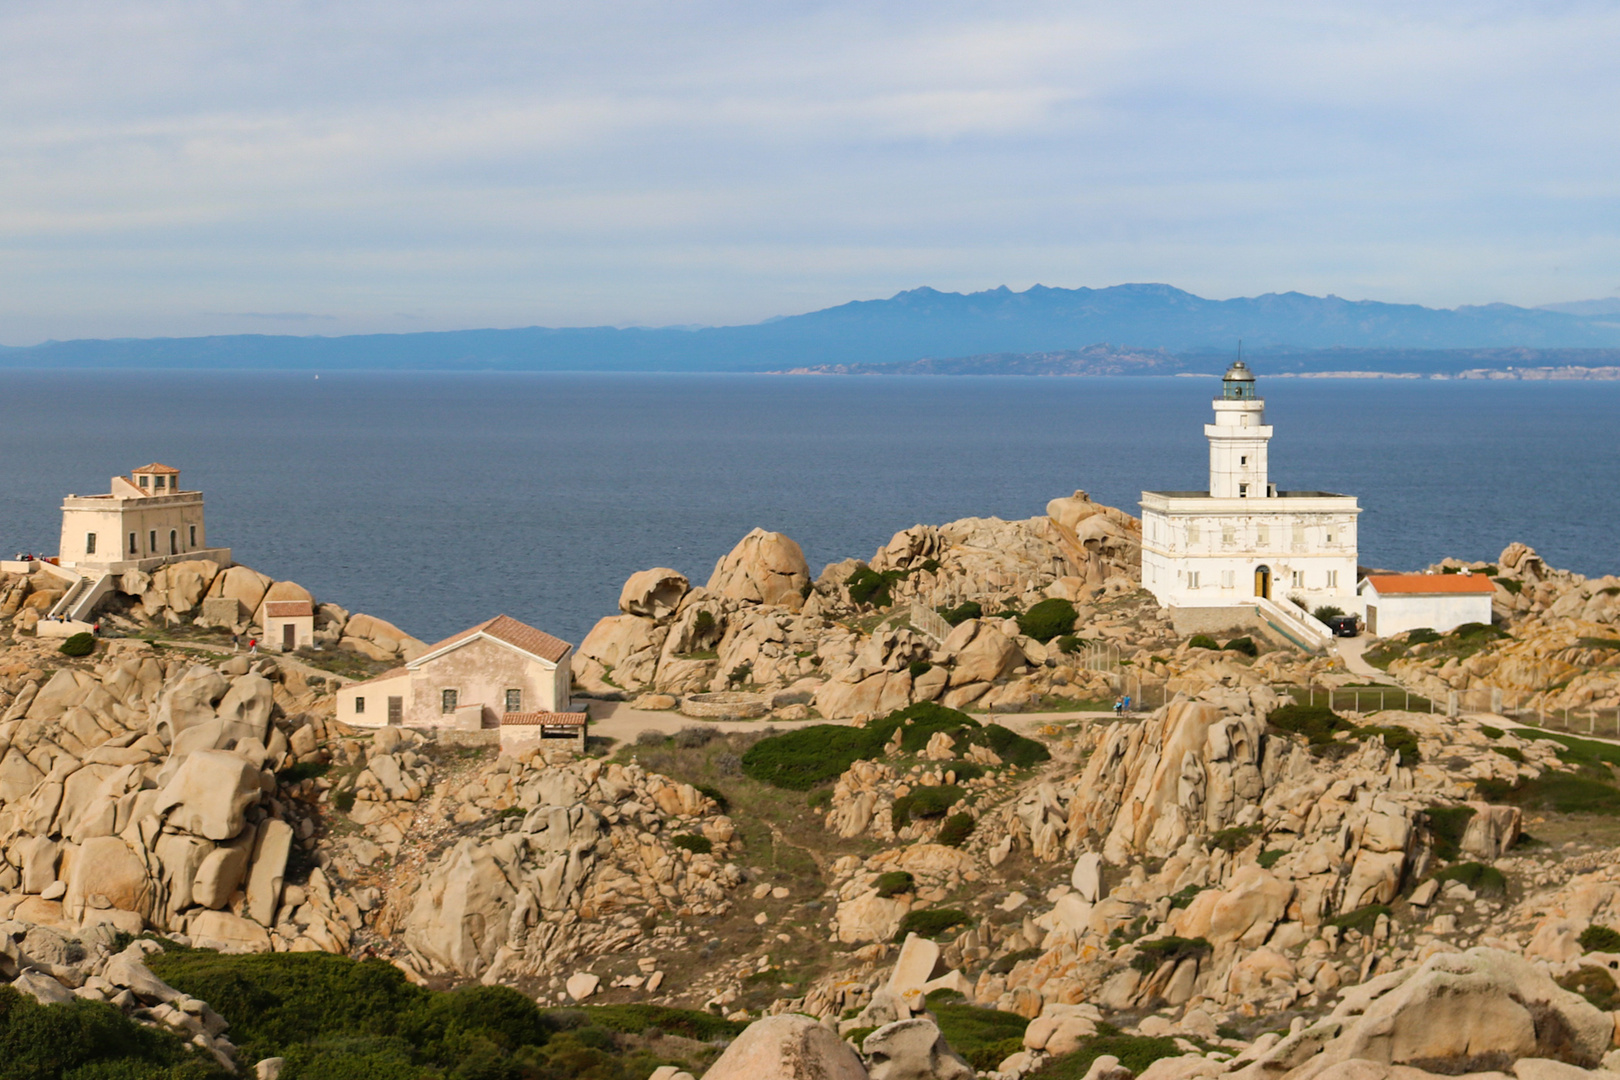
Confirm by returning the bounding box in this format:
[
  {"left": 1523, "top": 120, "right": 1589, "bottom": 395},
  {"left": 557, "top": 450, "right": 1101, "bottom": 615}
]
[{"left": 5, "top": 283, "right": 1620, "bottom": 372}]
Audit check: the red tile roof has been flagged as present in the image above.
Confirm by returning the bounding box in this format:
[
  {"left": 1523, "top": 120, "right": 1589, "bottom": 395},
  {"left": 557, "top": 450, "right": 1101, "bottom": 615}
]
[
  {"left": 132, "top": 463, "right": 179, "bottom": 474},
  {"left": 423, "top": 614, "right": 572, "bottom": 664},
  {"left": 502, "top": 712, "right": 588, "bottom": 726},
  {"left": 1362, "top": 573, "right": 1499, "bottom": 595},
  {"left": 263, "top": 600, "right": 314, "bottom": 618}
]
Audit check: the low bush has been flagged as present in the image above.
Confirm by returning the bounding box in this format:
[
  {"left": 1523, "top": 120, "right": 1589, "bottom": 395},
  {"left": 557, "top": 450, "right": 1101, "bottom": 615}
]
[
  {"left": 1558, "top": 966, "right": 1620, "bottom": 1011},
  {"left": 1325, "top": 904, "right": 1391, "bottom": 934},
  {"left": 1054, "top": 634, "right": 1083, "bottom": 655},
  {"left": 1424, "top": 805, "right": 1477, "bottom": 862},
  {"left": 1433, "top": 861, "right": 1508, "bottom": 898},
  {"left": 1257, "top": 848, "right": 1285, "bottom": 869},
  {"left": 275, "top": 761, "right": 330, "bottom": 785},
  {"left": 1494, "top": 577, "right": 1523, "bottom": 595},
  {"left": 672, "top": 726, "right": 719, "bottom": 749},
  {"left": 1210, "top": 825, "right": 1258, "bottom": 853},
  {"left": 741, "top": 702, "right": 1047, "bottom": 790},
  {"left": 1313, "top": 605, "right": 1345, "bottom": 622},
  {"left": 1476, "top": 771, "right": 1620, "bottom": 815},
  {"left": 0, "top": 984, "right": 226, "bottom": 1079},
  {"left": 334, "top": 789, "right": 357, "bottom": 813},
  {"left": 1267, "top": 703, "right": 1349, "bottom": 744},
  {"left": 988, "top": 948, "right": 1041, "bottom": 975},
  {"left": 581, "top": 1003, "right": 744, "bottom": 1042},
  {"left": 1357, "top": 724, "right": 1419, "bottom": 767},
  {"left": 874, "top": 871, "right": 915, "bottom": 898},
  {"left": 1017, "top": 599, "right": 1078, "bottom": 643},
  {"left": 1168, "top": 884, "right": 1204, "bottom": 909},
  {"left": 938, "top": 601, "right": 983, "bottom": 626},
  {"left": 938, "top": 812, "right": 975, "bottom": 848},
  {"left": 894, "top": 908, "right": 970, "bottom": 942},
  {"left": 695, "top": 784, "right": 729, "bottom": 812},
  {"left": 671, "top": 834, "right": 712, "bottom": 855},
  {"left": 891, "top": 785, "right": 965, "bottom": 830},
  {"left": 847, "top": 566, "right": 907, "bottom": 608},
  {"left": 1223, "top": 636, "right": 1257, "bottom": 657},
  {"left": 1188, "top": 634, "right": 1219, "bottom": 650},
  {"left": 1129, "top": 936, "right": 1211, "bottom": 974},
  {"left": 1478, "top": 724, "right": 1505, "bottom": 739},
  {"left": 1493, "top": 745, "right": 1526, "bottom": 764},
  {"left": 58, "top": 632, "right": 96, "bottom": 657},
  {"left": 907, "top": 659, "right": 933, "bottom": 679},
  {"left": 1579, "top": 925, "right": 1620, "bottom": 953},
  {"left": 1452, "top": 621, "right": 1506, "bottom": 641},
  {"left": 1407, "top": 628, "right": 1441, "bottom": 645},
  {"left": 636, "top": 729, "right": 669, "bottom": 747}
]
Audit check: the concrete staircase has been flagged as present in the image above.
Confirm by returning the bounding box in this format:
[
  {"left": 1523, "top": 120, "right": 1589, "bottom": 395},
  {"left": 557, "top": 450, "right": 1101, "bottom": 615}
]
[
  {"left": 1254, "top": 595, "right": 1335, "bottom": 653},
  {"left": 47, "top": 571, "right": 116, "bottom": 624}
]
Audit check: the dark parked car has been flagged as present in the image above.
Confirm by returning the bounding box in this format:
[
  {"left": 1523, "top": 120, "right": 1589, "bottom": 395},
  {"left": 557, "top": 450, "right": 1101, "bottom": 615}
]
[{"left": 1325, "top": 615, "right": 1359, "bottom": 638}]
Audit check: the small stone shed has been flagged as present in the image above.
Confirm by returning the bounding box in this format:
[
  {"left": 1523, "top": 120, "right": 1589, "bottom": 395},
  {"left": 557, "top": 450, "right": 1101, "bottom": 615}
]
[{"left": 260, "top": 600, "right": 315, "bottom": 653}]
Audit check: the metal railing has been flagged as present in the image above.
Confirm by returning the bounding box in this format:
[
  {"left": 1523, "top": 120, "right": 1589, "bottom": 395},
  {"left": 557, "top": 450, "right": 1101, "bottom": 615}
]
[{"left": 909, "top": 603, "right": 952, "bottom": 645}]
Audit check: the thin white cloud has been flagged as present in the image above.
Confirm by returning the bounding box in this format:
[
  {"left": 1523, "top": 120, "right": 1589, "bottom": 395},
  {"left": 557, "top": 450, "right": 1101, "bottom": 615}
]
[{"left": 1, "top": 1, "right": 1617, "bottom": 341}]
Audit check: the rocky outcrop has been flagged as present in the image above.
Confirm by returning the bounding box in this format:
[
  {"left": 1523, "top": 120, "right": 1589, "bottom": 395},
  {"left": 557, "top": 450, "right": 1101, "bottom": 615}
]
[
  {"left": 704, "top": 1014, "right": 867, "bottom": 1080},
  {"left": 707, "top": 529, "right": 812, "bottom": 612}
]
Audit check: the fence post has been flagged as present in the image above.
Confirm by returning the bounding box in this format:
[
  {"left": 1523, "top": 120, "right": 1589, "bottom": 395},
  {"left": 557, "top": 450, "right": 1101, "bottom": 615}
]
[{"left": 1448, "top": 691, "right": 1458, "bottom": 718}]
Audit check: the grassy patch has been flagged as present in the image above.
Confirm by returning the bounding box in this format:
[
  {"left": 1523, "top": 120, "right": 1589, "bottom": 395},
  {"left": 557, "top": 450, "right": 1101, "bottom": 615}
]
[
  {"left": 1432, "top": 861, "right": 1508, "bottom": 897},
  {"left": 891, "top": 785, "right": 965, "bottom": 830},
  {"left": 1031, "top": 1035, "right": 1182, "bottom": 1078},
  {"left": 581, "top": 1004, "right": 744, "bottom": 1041},
  {"left": 1476, "top": 772, "right": 1620, "bottom": 815},
  {"left": 1267, "top": 703, "right": 1350, "bottom": 744},
  {"left": 938, "top": 812, "right": 975, "bottom": 847},
  {"left": 1579, "top": 925, "right": 1620, "bottom": 953},
  {"left": 1018, "top": 599, "right": 1078, "bottom": 643},
  {"left": 938, "top": 601, "right": 982, "bottom": 626},
  {"left": 932, "top": 1002, "right": 1029, "bottom": 1071},
  {"left": 1210, "top": 825, "right": 1258, "bottom": 853},
  {"left": 1521, "top": 731, "right": 1620, "bottom": 768},
  {"left": 671, "top": 834, "right": 712, "bottom": 855},
  {"left": 874, "top": 871, "right": 915, "bottom": 898}
]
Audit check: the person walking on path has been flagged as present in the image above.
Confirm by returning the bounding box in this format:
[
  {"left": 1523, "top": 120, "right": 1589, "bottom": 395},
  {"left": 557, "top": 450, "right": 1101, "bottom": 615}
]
[
  {"left": 248, "top": 637, "right": 257, "bottom": 655},
  {"left": 231, "top": 633, "right": 239, "bottom": 652},
  {"left": 1113, "top": 697, "right": 1124, "bottom": 717}
]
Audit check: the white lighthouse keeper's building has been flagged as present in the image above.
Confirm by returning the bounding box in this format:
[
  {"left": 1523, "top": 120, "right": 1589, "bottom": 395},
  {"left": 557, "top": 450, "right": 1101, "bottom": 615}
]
[{"left": 1140, "top": 362, "right": 1361, "bottom": 616}]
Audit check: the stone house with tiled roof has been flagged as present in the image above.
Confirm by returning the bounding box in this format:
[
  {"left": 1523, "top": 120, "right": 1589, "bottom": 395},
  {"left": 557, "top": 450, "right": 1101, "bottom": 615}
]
[{"left": 336, "top": 615, "right": 584, "bottom": 750}]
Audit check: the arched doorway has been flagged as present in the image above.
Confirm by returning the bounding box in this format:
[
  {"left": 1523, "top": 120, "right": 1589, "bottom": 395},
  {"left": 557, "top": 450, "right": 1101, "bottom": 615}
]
[{"left": 1254, "top": 565, "right": 1271, "bottom": 600}]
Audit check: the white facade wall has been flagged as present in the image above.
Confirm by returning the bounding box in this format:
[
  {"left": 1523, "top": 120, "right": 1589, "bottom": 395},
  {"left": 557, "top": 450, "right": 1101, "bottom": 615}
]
[
  {"left": 1140, "top": 495, "right": 1361, "bottom": 610},
  {"left": 1206, "top": 398, "right": 1273, "bottom": 498},
  {"left": 1360, "top": 588, "right": 1492, "bottom": 637},
  {"left": 59, "top": 493, "right": 206, "bottom": 566}
]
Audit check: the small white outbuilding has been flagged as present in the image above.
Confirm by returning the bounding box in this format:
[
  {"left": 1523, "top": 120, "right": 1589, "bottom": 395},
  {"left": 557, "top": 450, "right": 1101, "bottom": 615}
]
[{"left": 1359, "top": 573, "right": 1497, "bottom": 637}]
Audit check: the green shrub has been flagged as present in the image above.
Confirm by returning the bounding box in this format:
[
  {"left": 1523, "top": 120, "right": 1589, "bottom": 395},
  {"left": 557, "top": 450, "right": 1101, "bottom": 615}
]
[
  {"left": 891, "top": 785, "right": 965, "bottom": 830},
  {"left": 1357, "top": 724, "right": 1419, "bottom": 766},
  {"left": 1313, "top": 606, "right": 1345, "bottom": 622},
  {"left": 671, "top": 834, "right": 712, "bottom": 855},
  {"left": 1494, "top": 577, "right": 1523, "bottom": 595},
  {"left": 847, "top": 566, "right": 907, "bottom": 608},
  {"left": 894, "top": 908, "right": 970, "bottom": 942},
  {"left": 1188, "top": 634, "right": 1219, "bottom": 650},
  {"left": 1017, "top": 599, "right": 1078, "bottom": 643},
  {"left": 988, "top": 948, "right": 1041, "bottom": 975},
  {"left": 1267, "top": 703, "right": 1349, "bottom": 744},
  {"left": 1476, "top": 771, "right": 1620, "bottom": 815},
  {"left": 1479, "top": 724, "right": 1505, "bottom": 739},
  {"left": 938, "top": 601, "right": 983, "bottom": 626},
  {"left": 696, "top": 784, "right": 729, "bottom": 812},
  {"left": 581, "top": 1003, "right": 744, "bottom": 1041},
  {"left": 1257, "top": 848, "right": 1285, "bottom": 870},
  {"left": 276, "top": 761, "right": 330, "bottom": 785},
  {"left": 58, "top": 632, "right": 96, "bottom": 658},
  {"left": 1407, "top": 628, "right": 1441, "bottom": 645},
  {"left": 1031, "top": 1035, "right": 1181, "bottom": 1078},
  {"left": 931, "top": 1002, "right": 1028, "bottom": 1071},
  {"left": 740, "top": 724, "right": 880, "bottom": 790},
  {"left": 1424, "top": 805, "right": 1476, "bottom": 862},
  {"left": 1129, "top": 936, "right": 1211, "bottom": 974},
  {"left": 1210, "top": 825, "right": 1258, "bottom": 853},
  {"left": 807, "top": 789, "right": 833, "bottom": 812},
  {"left": 1493, "top": 745, "right": 1526, "bottom": 764},
  {"left": 1168, "top": 884, "right": 1204, "bottom": 909},
  {"left": 334, "top": 789, "right": 357, "bottom": 813},
  {"left": 1558, "top": 966, "right": 1620, "bottom": 1011},
  {"left": 1579, "top": 925, "right": 1620, "bottom": 953},
  {"left": 1223, "top": 636, "right": 1257, "bottom": 657},
  {"left": 938, "top": 812, "right": 975, "bottom": 847},
  {"left": 975, "top": 721, "right": 1050, "bottom": 769},
  {"left": 1433, "top": 861, "right": 1508, "bottom": 897},
  {"left": 1325, "top": 904, "right": 1391, "bottom": 934},
  {"left": 1054, "top": 634, "right": 1083, "bottom": 655},
  {"left": 950, "top": 762, "right": 985, "bottom": 782},
  {"left": 907, "top": 659, "right": 933, "bottom": 679},
  {"left": 0, "top": 984, "right": 226, "bottom": 1079},
  {"left": 1452, "top": 621, "right": 1504, "bottom": 639},
  {"left": 693, "top": 609, "right": 716, "bottom": 634},
  {"left": 874, "top": 871, "right": 915, "bottom": 898}
]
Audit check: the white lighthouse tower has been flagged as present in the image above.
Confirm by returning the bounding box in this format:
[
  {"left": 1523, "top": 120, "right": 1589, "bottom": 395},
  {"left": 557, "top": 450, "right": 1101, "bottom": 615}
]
[{"left": 1140, "top": 362, "right": 1360, "bottom": 623}]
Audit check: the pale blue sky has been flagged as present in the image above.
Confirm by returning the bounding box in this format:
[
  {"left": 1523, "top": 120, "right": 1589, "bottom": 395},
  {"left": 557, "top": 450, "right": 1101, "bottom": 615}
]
[{"left": 2, "top": 1, "right": 1617, "bottom": 343}]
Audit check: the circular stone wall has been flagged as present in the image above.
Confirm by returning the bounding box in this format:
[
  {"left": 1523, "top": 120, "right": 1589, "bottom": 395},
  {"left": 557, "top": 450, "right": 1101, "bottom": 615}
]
[{"left": 679, "top": 691, "right": 769, "bottom": 719}]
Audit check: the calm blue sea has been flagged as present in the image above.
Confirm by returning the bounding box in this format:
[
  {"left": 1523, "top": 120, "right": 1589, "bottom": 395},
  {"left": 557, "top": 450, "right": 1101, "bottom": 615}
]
[{"left": 2, "top": 372, "right": 1615, "bottom": 645}]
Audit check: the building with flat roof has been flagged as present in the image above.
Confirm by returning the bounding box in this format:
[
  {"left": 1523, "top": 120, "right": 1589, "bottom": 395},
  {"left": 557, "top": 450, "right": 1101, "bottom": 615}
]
[
  {"left": 1140, "top": 363, "right": 1361, "bottom": 626},
  {"left": 57, "top": 463, "right": 230, "bottom": 572}
]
